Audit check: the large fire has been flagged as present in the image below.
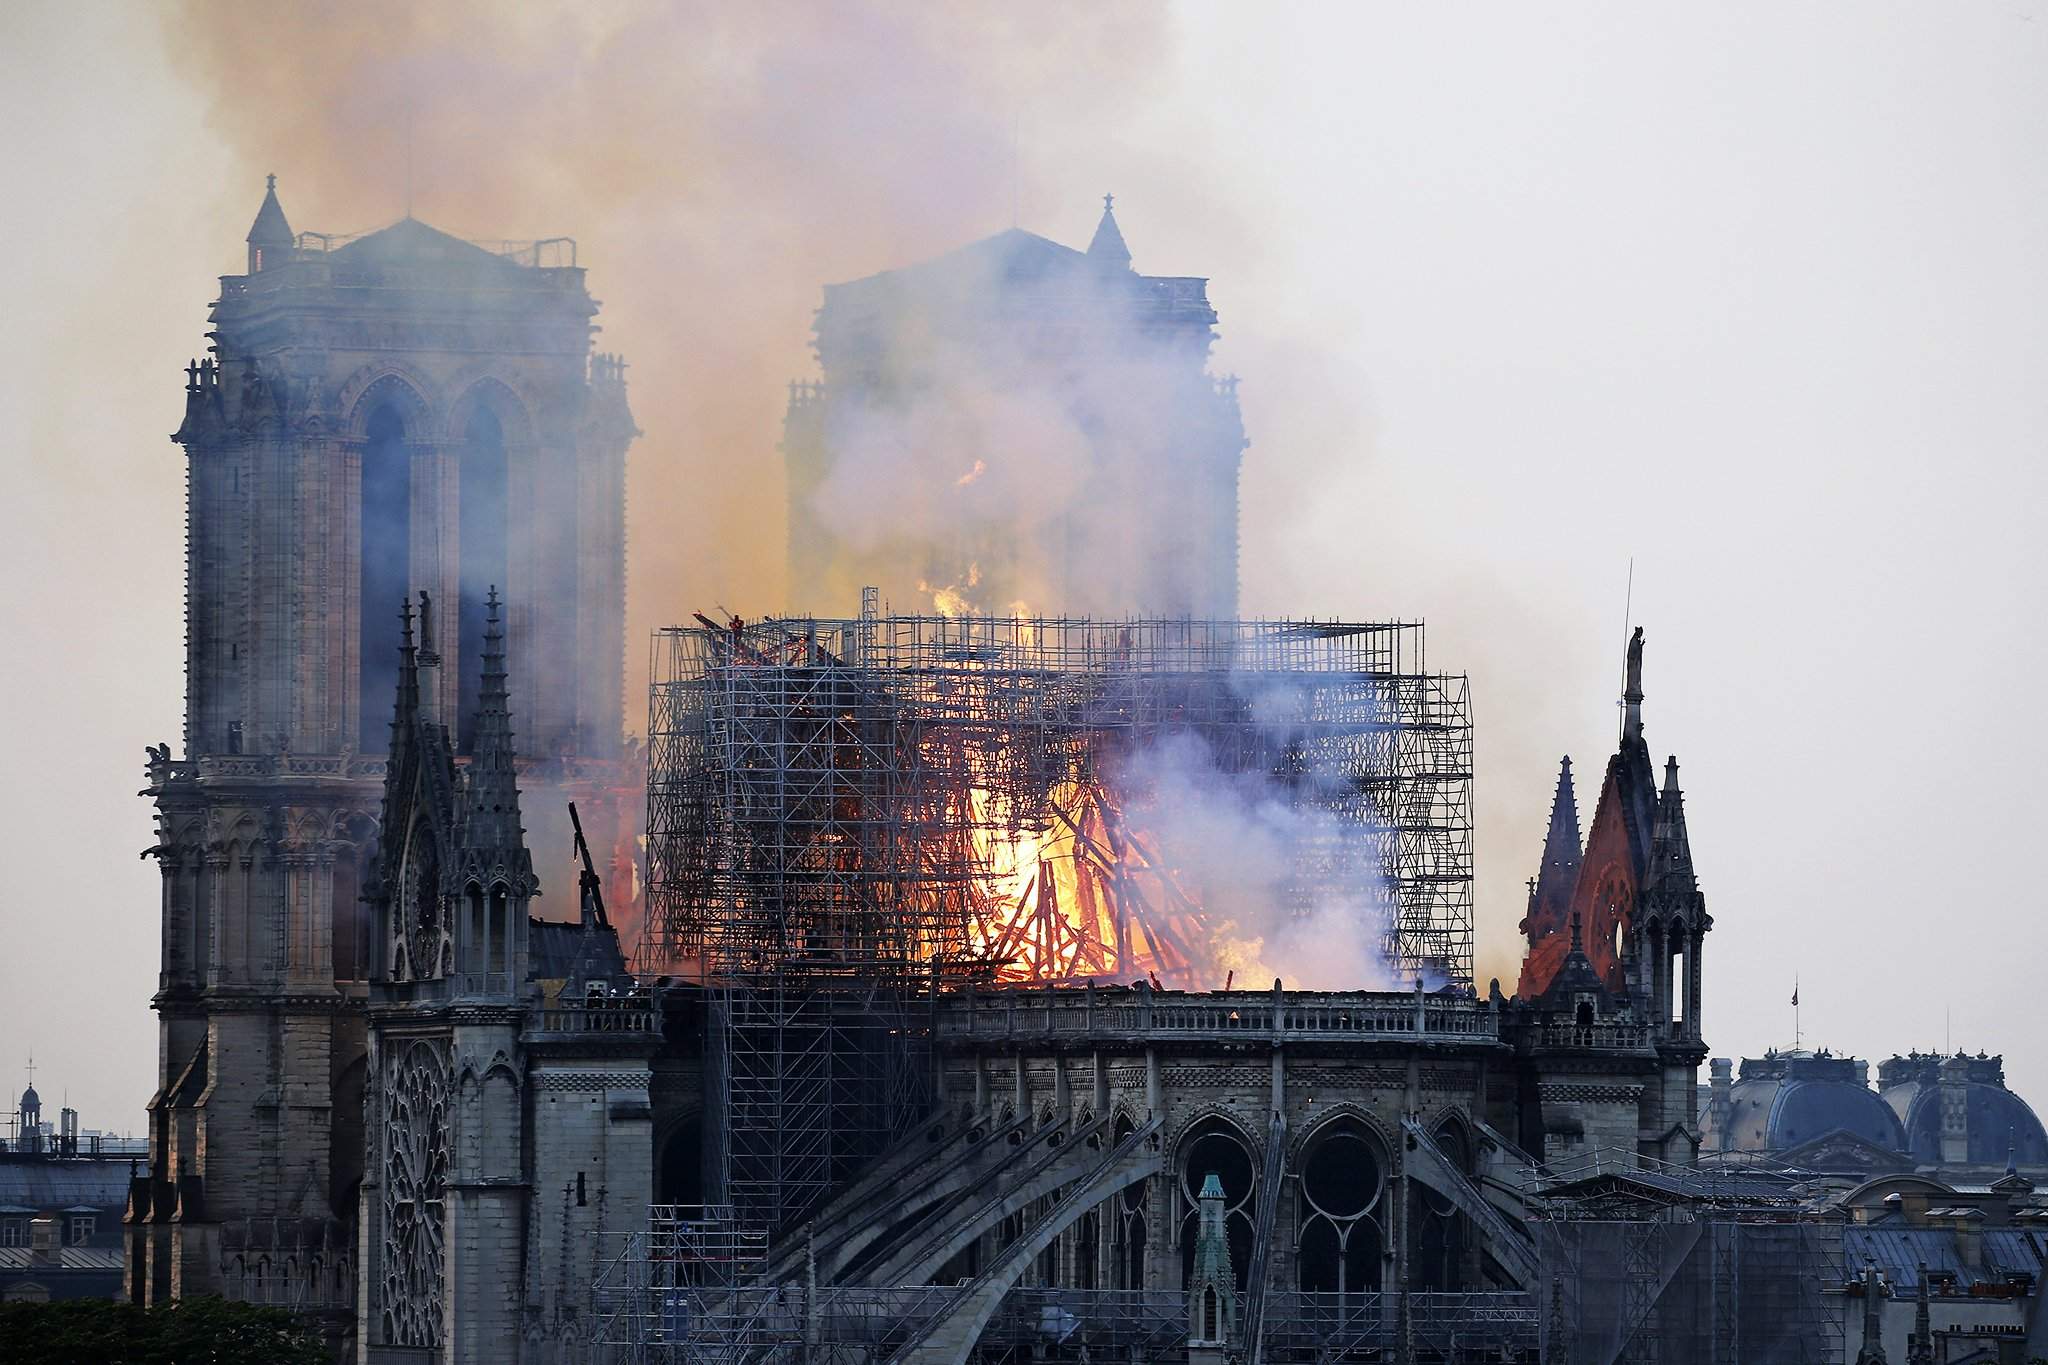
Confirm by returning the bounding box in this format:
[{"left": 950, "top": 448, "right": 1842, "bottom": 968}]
[
  {"left": 919, "top": 582, "right": 1218, "bottom": 986},
  {"left": 956, "top": 776, "right": 1209, "bottom": 986},
  {"left": 643, "top": 605, "right": 1462, "bottom": 993}
]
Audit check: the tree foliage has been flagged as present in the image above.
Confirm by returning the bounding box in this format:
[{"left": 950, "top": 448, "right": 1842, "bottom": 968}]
[{"left": 0, "top": 1296, "right": 330, "bottom": 1365}]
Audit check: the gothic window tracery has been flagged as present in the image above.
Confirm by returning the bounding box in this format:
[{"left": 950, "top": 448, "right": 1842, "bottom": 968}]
[
  {"left": 388, "top": 813, "right": 450, "bottom": 982},
  {"left": 1296, "top": 1118, "right": 1384, "bottom": 1296},
  {"left": 380, "top": 1038, "right": 450, "bottom": 1346},
  {"left": 1177, "top": 1119, "right": 1254, "bottom": 1291}
]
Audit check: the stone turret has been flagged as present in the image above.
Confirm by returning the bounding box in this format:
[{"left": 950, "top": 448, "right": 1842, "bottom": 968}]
[
  {"left": 1854, "top": 1262, "right": 1889, "bottom": 1364},
  {"left": 1187, "top": 1171, "right": 1236, "bottom": 1363},
  {"left": 244, "top": 173, "right": 292, "bottom": 274},
  {"left": 1520, "top": 757, "right": 1582, "bottom": 946},
  {"left": 1087, "top": 192, "right": 1133, "bottom": 271},
  {"left": 1907, "top": 1262, "right": 1933, "bottom": 1364}
]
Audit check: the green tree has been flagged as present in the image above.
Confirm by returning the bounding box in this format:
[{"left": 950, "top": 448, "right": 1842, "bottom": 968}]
[{"left": 0, "top": 1296, "right": 330, "bottom": 1365}]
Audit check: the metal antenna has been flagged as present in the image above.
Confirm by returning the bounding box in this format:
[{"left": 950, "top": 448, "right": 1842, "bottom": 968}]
[
  {"left": 1618, "top": 557, "right": 1635, "bottom": 741},
  {"left": 404, "top": 88, "right": 416, "bottom": 220}
]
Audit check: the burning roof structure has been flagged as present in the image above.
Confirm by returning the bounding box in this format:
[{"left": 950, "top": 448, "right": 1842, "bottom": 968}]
[{"left": 642, "top": 599, "right": 1472, "bottom": 993}]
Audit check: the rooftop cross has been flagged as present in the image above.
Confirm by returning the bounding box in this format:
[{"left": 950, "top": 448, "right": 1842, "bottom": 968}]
[
  {"left": 266, "top": 173, "right": 276, "bottom": 192},
  {"left": 1103, "top": 192, "right": 1114, "bottom": 212}
]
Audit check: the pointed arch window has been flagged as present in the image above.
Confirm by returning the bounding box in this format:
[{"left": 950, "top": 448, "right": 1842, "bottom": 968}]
[
  {"left": 457, "top": 406, "right": 508, "bottom": 753},
  {"left": 359, "top": 403, "right": 412, "bottom": 750}
]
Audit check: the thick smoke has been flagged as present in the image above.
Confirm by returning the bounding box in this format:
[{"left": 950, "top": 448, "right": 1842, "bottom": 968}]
[
  {"left": 161, "top": 0, "right": 1175, "bottom": 669},
  {"left": 1090, "top": 670, "right": 1403, "bottom": 993},
  {"left": 800, "top": 249, "right": 1237, "bottom": 618},
  {"left": 162, "top": 4, "right": 1411, "bottom": 988},
  {"left": 1114, "top": 733, "right": 1401, "bottom": 992}
]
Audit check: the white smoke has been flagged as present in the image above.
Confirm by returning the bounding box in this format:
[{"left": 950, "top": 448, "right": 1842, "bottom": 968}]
[{"left": 1102, "top": 670, "right": 1404, "bottom": 992}]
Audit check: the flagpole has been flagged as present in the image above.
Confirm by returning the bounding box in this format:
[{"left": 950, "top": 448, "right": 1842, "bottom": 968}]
[{"left": 1794, "top": 976, "right": 1801, "bottom": 1052}]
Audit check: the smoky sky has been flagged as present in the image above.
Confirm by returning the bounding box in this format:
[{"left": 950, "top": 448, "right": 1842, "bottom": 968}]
[{"left": 3, "top": 2, "right": 2045, "bottom": 1134}]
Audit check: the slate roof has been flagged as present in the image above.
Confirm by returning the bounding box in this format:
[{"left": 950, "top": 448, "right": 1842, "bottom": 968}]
[
  {"left": 0, "top": 1158, "right": 135, "bottom": 1213},
  {"left": 0, "top": 1247, "right": 125, "bottom": 1271},
  {"left": 1844, "top": 1223, "right": 2048, "bottom": 1290}
]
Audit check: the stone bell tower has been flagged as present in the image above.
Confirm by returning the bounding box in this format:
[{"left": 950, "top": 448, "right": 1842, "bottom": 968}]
[{"left": 128, "top": 177, "right": 638, "bottom": 1308}]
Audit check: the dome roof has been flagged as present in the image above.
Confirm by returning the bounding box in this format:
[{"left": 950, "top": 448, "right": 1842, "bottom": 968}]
[
  {"left": 1892, "top": 1081, "right": 2048, "bottom": 1167},
  {"left": 1718, "top": 1053, "right": 1906, "bottom": 1155},
  {"left": 19, "top": 1085, "right": 37, "bottom": 1111}
]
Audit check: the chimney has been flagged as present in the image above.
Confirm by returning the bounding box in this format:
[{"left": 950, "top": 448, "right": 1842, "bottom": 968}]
[
  {"left": 30, "top": 1216, "right": 58, "bottom": 1266},
  {"left": 1952, "top": 1210, "right": 1983, "bottom": 1269},
  {"left": 1707, "top": 1058, "right": 1733, "bottom": 1149}
]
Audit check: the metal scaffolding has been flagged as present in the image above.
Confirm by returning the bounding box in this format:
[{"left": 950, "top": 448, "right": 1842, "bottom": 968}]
[
  {"left": 642, "top": 601, "right": 1473, "bottom": 1231},
  {"left": 592, "top": 1206, "right": 789, "bottom": 1365},
  {"left": 1531, "top": 1151, "right": 1847, "bottom": 1365}
]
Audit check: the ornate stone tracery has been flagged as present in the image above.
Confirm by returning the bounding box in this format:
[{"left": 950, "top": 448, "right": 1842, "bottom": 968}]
[
  {"left": 380, "top": 1038, "right": 450, "bottom": 1346},
  {"left": 389, "top": 813, "right": 451, "bottom": 982}
]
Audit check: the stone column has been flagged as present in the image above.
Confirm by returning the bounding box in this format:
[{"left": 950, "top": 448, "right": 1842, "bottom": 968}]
[{"left": 1686, "top": 929, "right": 1704, "bottom": 1039}]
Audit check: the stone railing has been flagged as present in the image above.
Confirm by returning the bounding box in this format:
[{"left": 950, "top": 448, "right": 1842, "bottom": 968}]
[
  {"left": 527, "top": 1004, "right": 659, "bottom": 1036},
  {"left": 1538, "top": 1020, "right": 1651, "bottom": 1050},
  {"left": 936, "top": 984, "right": 1500, "bottom": 1048},
  {"left": 152, "top": 752, "right": 389, "bottom": 784}
]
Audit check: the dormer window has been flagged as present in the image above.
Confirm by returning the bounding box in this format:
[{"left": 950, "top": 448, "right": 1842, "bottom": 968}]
[{"left": 0, "top": 1218, "right": 25, "bottom": 1248}]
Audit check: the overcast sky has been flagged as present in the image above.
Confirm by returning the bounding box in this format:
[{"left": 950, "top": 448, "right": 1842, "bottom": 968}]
[{"left": 2, "top": 2, "right": 2042, "bottom": 1133}]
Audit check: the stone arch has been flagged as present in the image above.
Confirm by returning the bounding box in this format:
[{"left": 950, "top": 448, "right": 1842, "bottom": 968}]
[
  {"left": 444, "top": 374, "right": 537, "bottom": 450},
  {"left": 1288, "top": 1102, "right": 1397, "bottom": 1171},
  {"left": 338, "top": 367, "right": 439, "bottom": 440},
  {"left": 1171, "top": 1110, "right": 1259, "bottom": 1292},
  {"left": 1165, "top": 1106, "right": 1262, "bottom": 1164},
  {"left": 1423, "top": 1104, "right": 1478, "bottom": 1172},
  {"left": 348, "top": 369, "right": 437, "bottom": 751},
  {"left": 1293, "top": 1107, "right": 1392, "bottom": 1296}
]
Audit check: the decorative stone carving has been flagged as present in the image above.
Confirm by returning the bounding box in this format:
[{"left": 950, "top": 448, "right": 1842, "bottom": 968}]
[{"left": 379, "top": 1038, "right": 450, "bottom": 1347}]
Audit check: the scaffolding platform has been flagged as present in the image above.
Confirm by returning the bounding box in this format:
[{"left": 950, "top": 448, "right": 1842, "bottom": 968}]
[{"left": 641, "top": 601, "right": 1474, "bottom": 1232}]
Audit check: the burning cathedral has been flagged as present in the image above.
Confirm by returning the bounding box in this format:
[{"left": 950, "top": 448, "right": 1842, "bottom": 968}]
[{"left": 129, "top": 185, "right": 1733, "bottom": 1363}]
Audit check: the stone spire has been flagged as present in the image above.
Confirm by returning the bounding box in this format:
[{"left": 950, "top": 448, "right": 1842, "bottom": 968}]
[
  {"left": 1524, "top": 756, "right": 1583, "bottom": 938},
  {"left": 1647, "top": 756, "right": 1697, "bottom": 896},
  {"left": 1907, "top": 1262, "right": 1932, "bottom": 1365},
  {"left": 1622, "top": 626, "right": 1645, "bottom": 747},
  {"left": 391, "top": 595, "right": 420, "bottom": 753},
  {"left": 245, "top": 174, "right": 293, "bottom": 274},
  {"left": 1855, "top": 1261, "right": 1889, "bottom": 1364},
  {"left": 1186, "top": 1170, "right": 1236, "bottom": 1355},
  {"left": 1087, "top": 192, "right": 1132, "bottom": 270},
  {"left": 460, "top": 588, "right": 529, "bottom": 864}
]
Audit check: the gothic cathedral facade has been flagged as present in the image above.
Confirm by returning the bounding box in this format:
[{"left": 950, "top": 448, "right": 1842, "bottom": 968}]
[{"left": 126, "top": 179, "right": 640, "bottom": 1332}]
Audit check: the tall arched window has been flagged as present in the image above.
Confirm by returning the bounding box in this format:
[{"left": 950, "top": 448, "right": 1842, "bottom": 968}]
[
  {"left": 1296, "top": 1117, "right": 1384, "bottom": 1297},
  {"left": 1413, "top": 1119, "right": 1471, "bottom": 1292},
  {"left": 1178, "top": 1119, "right": 1255, "bottom": 1291},
  {"left": 457, "top": 405, "right": 508, "bottom": 752},
  {"left": 359, "top": 403, "right": 412, "bottom": 749}
]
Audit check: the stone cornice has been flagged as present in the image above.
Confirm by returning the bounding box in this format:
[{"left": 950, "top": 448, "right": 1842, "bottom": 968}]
[{"left": 159, "top": 989, "right": 367, "bottom": 1016}]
